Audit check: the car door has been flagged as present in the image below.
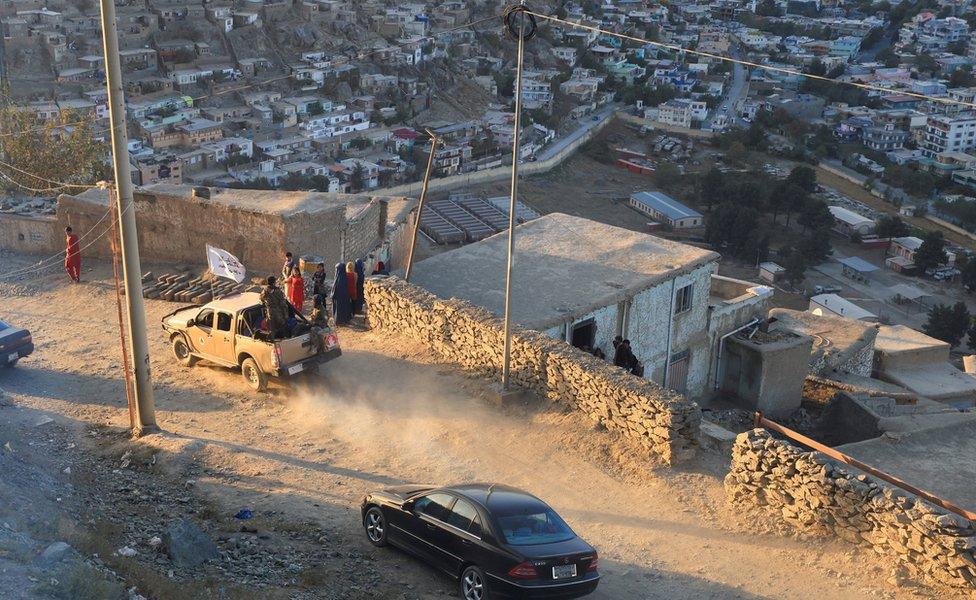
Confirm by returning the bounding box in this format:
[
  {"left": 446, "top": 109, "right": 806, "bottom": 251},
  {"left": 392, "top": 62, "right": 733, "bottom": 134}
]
[
  {"left": 442, "top": 498, "right": 494, "bottom": 575},
  {"left": 210, "top": 310, "right": 237, "bottom": 365},
  {"left": 188, "top": 308, "right": 216, "bottom": 357},
  {"left": 407, "top": 493, "right": 459, "bottom": 574}
]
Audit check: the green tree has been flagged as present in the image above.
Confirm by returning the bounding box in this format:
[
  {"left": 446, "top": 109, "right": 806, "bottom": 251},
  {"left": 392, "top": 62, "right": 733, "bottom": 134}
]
[
  {"left": 962, "top": 258, "right": 976, "bottom": 291},
  {"left": 782, "top": 248, "right": 809, "bottom": 285},
  {"left": 967, "top": 318, "right": 976, "bottom": 352},
  {"left": 798, "top": 199, "right": 833, "bottom": 232},
  {"left": 786, "top": 165, "right": 818, "bottom": 194},
  {"left": 350, "top": 163, "right": 365, "bottom": 191},
  {"left": 914, "top": 231, "right": 948, "bottom": 272},
  {"left": 698, "top": 167, "right": 724, "bottom": 211},
  {"left": 924, "top": 302, "right": 971, "bottom": 347},
  {"left": 0, "top": 103, "right": 106, "bottom": 196},
  {"left": 654, "top": 162, "right": 682, "bottom": 192}
]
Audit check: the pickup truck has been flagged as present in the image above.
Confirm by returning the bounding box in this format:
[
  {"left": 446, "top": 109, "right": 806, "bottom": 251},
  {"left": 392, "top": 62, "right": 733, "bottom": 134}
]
[{"left": 161, "top": 292, "right": 340, "bottom": 391}]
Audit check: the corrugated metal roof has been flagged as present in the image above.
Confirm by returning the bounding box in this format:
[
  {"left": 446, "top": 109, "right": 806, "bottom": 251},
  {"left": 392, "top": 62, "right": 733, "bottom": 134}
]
[{"left": 630, "top": 191, "right": 703, "bottom": 221}]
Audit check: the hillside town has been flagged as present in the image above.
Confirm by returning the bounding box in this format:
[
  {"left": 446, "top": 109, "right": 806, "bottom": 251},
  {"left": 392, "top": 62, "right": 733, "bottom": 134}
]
[{"left": 4, "top": 0, "right": 976, "bottom": 599}]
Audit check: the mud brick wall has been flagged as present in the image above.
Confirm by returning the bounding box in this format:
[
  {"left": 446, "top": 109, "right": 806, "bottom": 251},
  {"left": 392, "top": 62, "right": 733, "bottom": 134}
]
[
  {"left": 365, "top": 276, "right": 701, "bottom": 465},
  {"left": 726, "top": 430, "right": 976, "bottom": 589}
]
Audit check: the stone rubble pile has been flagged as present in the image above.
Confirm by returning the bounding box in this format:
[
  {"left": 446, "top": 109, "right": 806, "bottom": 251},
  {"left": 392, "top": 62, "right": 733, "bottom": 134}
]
[
  {"left": 726, "top": 429, "right": 976, "bottom": 589},
  {"left": 366, "top": 276, "right": 701, "bottom": 465}
]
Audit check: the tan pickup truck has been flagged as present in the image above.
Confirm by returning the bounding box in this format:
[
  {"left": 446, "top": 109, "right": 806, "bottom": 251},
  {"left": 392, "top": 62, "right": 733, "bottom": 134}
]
[{"left": 161, "top": 292, "right": 341, "bottom": 391}]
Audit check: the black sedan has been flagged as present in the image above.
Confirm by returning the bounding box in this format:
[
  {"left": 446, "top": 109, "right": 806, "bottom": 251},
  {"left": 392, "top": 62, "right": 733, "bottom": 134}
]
[
  {"left": 361, "top": 483, "right": 599, "bottom": 600},
  {"left": 0, "top": 320, "right": 33, "bottom": 367}
]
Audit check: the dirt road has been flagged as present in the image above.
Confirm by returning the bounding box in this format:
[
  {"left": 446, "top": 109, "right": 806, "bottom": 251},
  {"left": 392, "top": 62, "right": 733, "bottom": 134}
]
[{"left": 0, "top": 255, "right": 963, "bottom": 599}]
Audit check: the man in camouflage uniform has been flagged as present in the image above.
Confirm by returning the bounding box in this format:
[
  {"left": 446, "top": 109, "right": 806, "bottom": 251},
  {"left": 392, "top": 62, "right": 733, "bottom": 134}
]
[{"left": 260, "top": 276, "right": 290, "bottom": 339}]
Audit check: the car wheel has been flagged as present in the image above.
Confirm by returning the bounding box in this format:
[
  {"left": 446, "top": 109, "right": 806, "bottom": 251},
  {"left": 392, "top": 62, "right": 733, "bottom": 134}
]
[
  {"left": 363, "top": 507, "right": 387, "bottom": 547},
  {"left": 171, "top": 336, "right": 197, "bottom": 367},
  {"left": 460, "top": 565, "right": 489, "bottom": 600},
  {"left": 241, "top": 358, "right": 267, "bottom": 392}
]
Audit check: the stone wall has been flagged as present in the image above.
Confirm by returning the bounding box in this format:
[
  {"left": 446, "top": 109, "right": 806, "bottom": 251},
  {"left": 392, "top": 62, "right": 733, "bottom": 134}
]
[
  {"left": 0, "top": 214, "right": 60, "bottom": 255},
  {"left": 365, "top": 276, "right": 701, "bottom": 465},
  {"left": 726, "top": 429, "right": 976, "bottom": 589}
]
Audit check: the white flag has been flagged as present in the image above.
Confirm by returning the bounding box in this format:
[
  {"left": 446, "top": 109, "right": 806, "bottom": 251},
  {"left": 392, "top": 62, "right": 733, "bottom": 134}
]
[{"left": 206, "top": 244, "right": 246, "bottom": 283}]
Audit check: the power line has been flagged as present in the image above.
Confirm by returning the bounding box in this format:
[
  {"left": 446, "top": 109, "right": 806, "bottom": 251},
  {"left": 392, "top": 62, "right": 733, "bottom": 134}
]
[
  {"left": 526, "top": 11, "right": 976, "bottom": 111},
  {"left": 0, "top": 158, "right": 99, "bottom": 191}
]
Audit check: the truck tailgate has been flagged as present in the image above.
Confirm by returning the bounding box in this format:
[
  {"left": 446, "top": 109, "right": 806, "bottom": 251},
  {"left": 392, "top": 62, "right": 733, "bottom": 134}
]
[{"left": 276, "top": 333, "right": 316, "bottom": 366}]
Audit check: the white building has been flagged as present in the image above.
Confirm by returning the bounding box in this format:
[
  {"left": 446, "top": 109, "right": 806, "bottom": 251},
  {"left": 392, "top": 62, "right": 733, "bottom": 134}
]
[
  {"left": 409, "top": 214, "right": 772, "bottom": 398},
  {"left": 921, "top": 114, "right": 976, "bottom": 158},
  {"left": 828, "top": 205, "right": 875, "bottom": 237},
  {"left": 520, "top": 78, "right": 553, "bottom": 110},
  {"left": 891, "top": 236, "right": 956, "bottom": 266},
  {"left": 656, "top": 99, "right": 708, "bottom": 128},
  {"left": 809, "top": 294, "right": 879, "bottom": 322}
]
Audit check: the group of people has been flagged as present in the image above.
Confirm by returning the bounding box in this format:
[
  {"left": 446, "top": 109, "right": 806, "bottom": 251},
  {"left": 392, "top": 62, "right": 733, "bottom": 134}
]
[
  {"left": 612, "top": 336, "right": 645, "bottom": 378},
  {"left": 268, "top": 251, "right": 390, "bottom": 330}
]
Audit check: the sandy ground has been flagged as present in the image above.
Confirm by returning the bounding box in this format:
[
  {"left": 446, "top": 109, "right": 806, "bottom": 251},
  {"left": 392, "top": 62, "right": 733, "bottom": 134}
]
[{"left": 0, "top": 253, "right": 969, "bottom": 599}]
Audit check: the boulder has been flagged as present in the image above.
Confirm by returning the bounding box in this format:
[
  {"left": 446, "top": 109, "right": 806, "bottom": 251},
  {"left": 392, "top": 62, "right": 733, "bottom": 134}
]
[
  {"left": 163, "top": 520, "right": 219, "bottom": 568},
  {"left": 34, "top": 541, "right": 79, "bottom": 568}
]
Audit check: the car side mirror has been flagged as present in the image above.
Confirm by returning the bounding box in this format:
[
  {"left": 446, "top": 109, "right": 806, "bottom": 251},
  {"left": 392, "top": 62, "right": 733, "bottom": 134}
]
[
  {"left": 402, "top": 499, "right": 415, "bottom": 512},
  {"left": 186, "top": 318, "right": 195, "bottom": 327}
]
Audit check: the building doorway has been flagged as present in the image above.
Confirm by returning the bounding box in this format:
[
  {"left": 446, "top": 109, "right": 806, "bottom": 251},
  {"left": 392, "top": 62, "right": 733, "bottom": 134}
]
[
  {"left": 667, "top": 349, "right": 690, "bottom": 394},
  {"left": 571, "top": 319, "right": 596, "bottom": 350}
]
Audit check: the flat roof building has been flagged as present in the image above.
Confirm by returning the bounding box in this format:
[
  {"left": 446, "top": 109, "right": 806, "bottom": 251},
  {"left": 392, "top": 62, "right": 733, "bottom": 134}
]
[
  {"left": 809, "top": 293, "right": 879, "bottom": 322},
  {"left": 411, "top": 213, "right": 771, "bottom": 398},
  {"left": 629, "top": 191, "right": 703, "bottom": 229}
]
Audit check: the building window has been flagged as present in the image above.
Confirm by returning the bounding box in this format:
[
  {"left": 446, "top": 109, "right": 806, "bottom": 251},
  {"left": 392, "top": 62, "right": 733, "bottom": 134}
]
[{"left": 674, "top": 283, "right": 693, "bottom": 314}]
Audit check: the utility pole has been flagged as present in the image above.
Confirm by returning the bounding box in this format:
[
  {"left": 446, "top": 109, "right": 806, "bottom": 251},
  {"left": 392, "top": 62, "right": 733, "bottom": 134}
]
[
  {"left": 98, "top": 0, "right": 158, "bottom": 434},
  {"left": 501, "top": 2, "right": 530, "bottom": 390},
  {"left": 404, "top": 131, "right": 439, "bottom": 282}
]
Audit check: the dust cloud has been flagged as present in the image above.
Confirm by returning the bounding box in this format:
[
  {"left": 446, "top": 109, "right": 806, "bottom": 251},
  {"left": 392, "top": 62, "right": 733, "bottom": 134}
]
[{"left": 288, "top": 352, "right": 501, "bottom": 483}]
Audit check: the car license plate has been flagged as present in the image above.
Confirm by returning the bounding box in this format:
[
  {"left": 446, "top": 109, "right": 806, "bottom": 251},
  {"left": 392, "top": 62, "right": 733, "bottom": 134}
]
[
  {"left": 552, "top": 564, "right": 577, "bottom": 579},
  {"left": 7, "top": 353, "right": 17, "bottom": 364},
  {"left": 288, "top": 363, "right": 303, "bottom": 375}
]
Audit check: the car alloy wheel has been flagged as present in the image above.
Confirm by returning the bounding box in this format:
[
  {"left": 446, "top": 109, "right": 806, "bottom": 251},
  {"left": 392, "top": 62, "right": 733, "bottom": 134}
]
[
  {"left": 461, "top": 567, "right": 485, "bottom": 600},
  {"left": 364, "top": 507, "right": 387, "bottom": 546}
]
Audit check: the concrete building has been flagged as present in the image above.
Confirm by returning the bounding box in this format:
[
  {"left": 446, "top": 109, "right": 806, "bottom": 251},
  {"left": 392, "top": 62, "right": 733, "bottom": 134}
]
[
  {"left": 768, "top": 308, "right": 879, "bottom": 377},
  {"left": 409, "top": 214, "right": 772, "bottom": 399},
  {"left": 890, "top": 236, "right": 956, "bottom": 266},
  {"left": 721, "top": 326, "right": 813, "bottom": 418},
  {"left": 44, "top": 185, "right": 416, "bottom": 274},
  {"left": 828, "top": 205, "right": 875, "bottom": 237},
  {"left": 921, "top": 114, "right": 976, "bottom": 158},
  {"left": 629, "top": 191, "right": 704, "bottom": 228},
  {"left": 656, "top": 99, "right": 707, "bottom": 128},
  {"left": 809, "top": 293, "right": 879, "bottom": 322},
  {"left": 874, "top": 324, "right": 976, "bottom": 405}
]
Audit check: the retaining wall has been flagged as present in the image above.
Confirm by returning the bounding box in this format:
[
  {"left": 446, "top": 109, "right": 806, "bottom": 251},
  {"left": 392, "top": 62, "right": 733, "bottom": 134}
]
[
  {"left": 373, "top": 111, "right": 617, "bottom": 197},
  {"left": 365, "top": 276, "right": 701, "bottom": 465},
  {"left": 726, "top": 429, "right": 976, "bottom": 589}
]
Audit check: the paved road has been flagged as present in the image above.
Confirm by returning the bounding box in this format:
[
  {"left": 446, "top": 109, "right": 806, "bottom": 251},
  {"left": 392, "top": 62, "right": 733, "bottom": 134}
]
[
  {"left": 537, "top": 103, "right": 618, "bottom": 161},
  {"left": 706, "top": 45, "right": 748, "bottom": 130}
]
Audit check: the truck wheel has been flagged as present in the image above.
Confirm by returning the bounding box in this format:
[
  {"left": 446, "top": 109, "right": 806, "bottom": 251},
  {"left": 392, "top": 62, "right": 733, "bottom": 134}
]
[
  {"left": 172, "top": 337, "right": 197, "bottom": 367},
  {"left": 241, "top": 358, "right": 267, "bottom": 392}
]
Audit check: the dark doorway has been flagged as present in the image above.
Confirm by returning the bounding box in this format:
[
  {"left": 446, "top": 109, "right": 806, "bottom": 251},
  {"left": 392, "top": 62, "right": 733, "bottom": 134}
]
[{"left": 571, "top": 319, "right": 596, "bottom": 350}]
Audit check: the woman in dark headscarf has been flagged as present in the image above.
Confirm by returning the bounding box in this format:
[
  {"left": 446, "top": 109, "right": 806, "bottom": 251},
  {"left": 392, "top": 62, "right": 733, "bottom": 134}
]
[
  {"left": 354, "top": 259, "right": 366, "bottom": 314},
  {"left": 331, "top": 263, "right": 352, "bottom": 325}
]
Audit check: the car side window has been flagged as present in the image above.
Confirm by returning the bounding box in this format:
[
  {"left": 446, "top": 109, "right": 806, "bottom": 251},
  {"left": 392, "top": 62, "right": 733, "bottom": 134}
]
[
  {"left": 414, "top": 493, "right": 454, "bottom": 522},
  {"left": 196, "top": 309, "right": 214, "bottom": 330},
  {"left": 216, "top": 312, "right": 232, "bottom": 332},
  {"left": 447, "top": 498, "right": 481, "bottom": 536}
]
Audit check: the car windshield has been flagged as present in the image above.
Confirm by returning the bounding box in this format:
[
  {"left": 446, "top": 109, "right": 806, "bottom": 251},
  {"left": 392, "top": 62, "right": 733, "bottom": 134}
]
[{"left": 495, "top": 506, "right": 575, "bottom": 546}]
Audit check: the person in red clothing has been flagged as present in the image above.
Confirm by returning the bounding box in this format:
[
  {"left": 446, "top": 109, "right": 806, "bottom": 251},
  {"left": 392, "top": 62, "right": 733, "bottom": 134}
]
[
  {"left": 64, "top": 226, "right": 81, "bottom": 283},
  {"left": 345, "top": 261, "right": 358, "bottom": 307},
  {"left": 286, "top": 267, "right": 305, "bottom": 314}
]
